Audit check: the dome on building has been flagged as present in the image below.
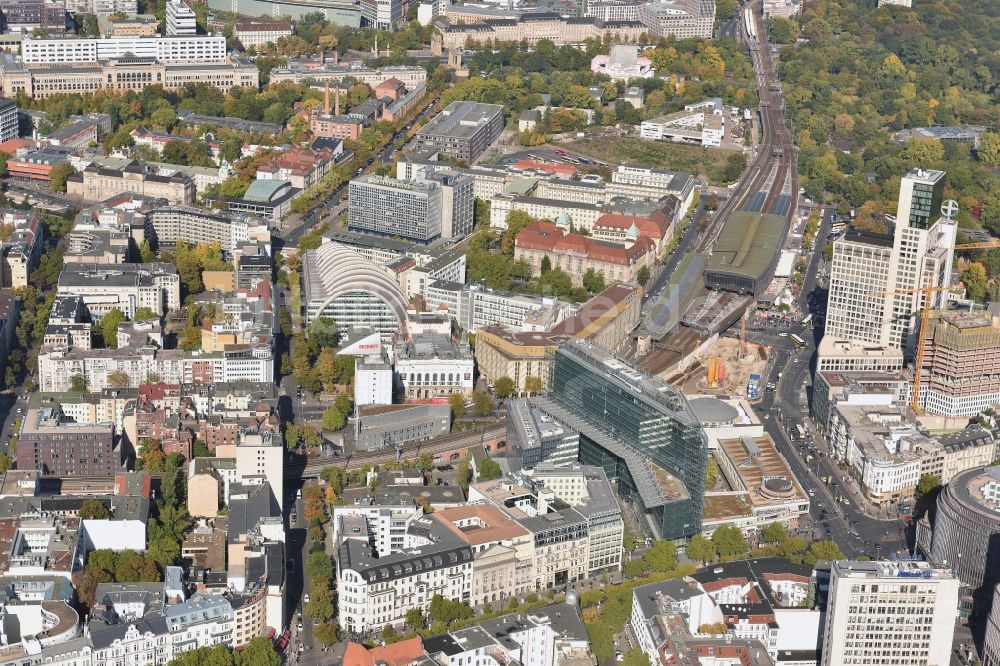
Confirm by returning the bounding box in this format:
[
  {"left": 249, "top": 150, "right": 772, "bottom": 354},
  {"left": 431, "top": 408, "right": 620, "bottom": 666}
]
[
  {"left": 626, "top": 222, "right": 641, "bottom": 238},
  {"left": 303, "top": 242, "right": 409, "bottom": 333},
  {"left": 555, "top": 211, "right": 572, "bottom": 229},
  {"left": 688, "top": 397, "right": 739, "bottom": 426}
]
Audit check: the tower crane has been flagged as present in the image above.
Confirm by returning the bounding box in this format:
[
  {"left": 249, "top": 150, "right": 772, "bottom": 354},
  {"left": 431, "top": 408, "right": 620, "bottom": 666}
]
[{"left": 867, "top": 239, "right": 1000, "bottom": 413}]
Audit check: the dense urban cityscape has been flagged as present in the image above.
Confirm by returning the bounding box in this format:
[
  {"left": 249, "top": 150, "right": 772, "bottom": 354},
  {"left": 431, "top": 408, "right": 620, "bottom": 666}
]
[{"left": 0, "top": 0, "right": 991, "bottom": 664}]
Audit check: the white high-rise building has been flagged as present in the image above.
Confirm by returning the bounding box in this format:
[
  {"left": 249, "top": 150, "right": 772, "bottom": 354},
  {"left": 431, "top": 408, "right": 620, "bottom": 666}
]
[
  {"left": 821, "top": 560, "right": 959, "bottom": 666},
  {"left": 235, "top": 430, "right": 284, "bottom": 511},
  {"left": 821, "top": 168, "right": 955, "bottom": 369},
  {"left": 166, "top": 0, "right": 197, "bottom": 36}
]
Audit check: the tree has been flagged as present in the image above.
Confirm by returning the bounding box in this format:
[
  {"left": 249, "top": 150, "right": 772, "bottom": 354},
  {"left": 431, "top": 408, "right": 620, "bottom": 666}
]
[
  {"left": 769, "top": 17, "right": 799, "bottom": 44},
  {"left": 524, "top": 375, "right": 543, "bottom": 396},
  {"left": 307, "top": 316, "right": 339, "bottom": 347},
  {"left": 115, "top": 552, "right": 161, "bottom": 582},
  {"left": 711, "top": 525, "right": 749, "bottom": 559},
  {"left": 134, "top": 306, "right": 159, "bottom": 322},
  {"left": 50, "top": 163, "right": 74, "bottom": 192},
  {"left": 477, "top": 458, "right": 502, "bottom": 482},
  {"left": 79, "top": 499, "right": 110, "bottom": 520},
  {"left": 449, "top": 392, "right": 466, "bottom": 420},
  {"left": 493, "top": 376, "right": 515, "bottom": 398},
  {"left": 540, "top": 255, "right": 552, "bottom": 274},
  {"left": 69, "top": 374, "right": 87, "bottom": 392},
  {"left": 405, "top": 607, "right": 424, "bottom": 630},
  {"left": 428, "top": 594, "right": 474, "bottom": 625},
  {"left": 582, "top": 268, "right": 606, "bottom": 294},
  {"left": 0, "top": 454, "right": 10, "bottom": 474},
  {"left": 107, "top": 371, "right": 131, "bottom": 389},
  {"left": 686, "top": 534, "right": 716, "bottom": 564},
  {"left": 456, "top": 455, "right": 472, "bottom": 491},
  {"left": 760, "top": 522, "right": 788, "bottom": 545},
  {"left": 501, "top": 210, "right": 534, "bottom": 256},
  {"left": 705, "top": 459, "right": 719, "bottom": 488},
  {"left": 305, "top": 551, "right": 333, "bottom": 582},
  {"left": 321, "top": 404, "right": 347, "bottom": 431},
  {"left": 979, "top": 132, "right": 1000, "bottom": 166},
  {"left": 804, "top": 540, "right": 844, "bottom": 565},
  {"left": 637, "top": 265, "right": 651, "bottom": 286},
  {"left": 472, "top": 390, "right": 494, "bottom": 417},
  {"left": 915, "top": 473, "right": 942, "bottom": 500},
  {"left": 137, "top": 239, "right": 157, "bottom": 263},
  {"left": 100, "top": 308, "right": 125, "bottom": 348},
  {"left": 238, "top": 636, "right": 281, "bottom": 666},
  {"left": 314, "top": 622, "right": 339, "bottom": 646},
  {"left": 305, "top": 585, "right": 335, "bottom": 622},
  {"left": 619, "top": 650, "right": 653, "bottom": 666},
  {"left": 962, "top": 263, "right": 988, "bottom": 302},
  {"left": 641, "top": 540, "right": 678, "bottom": 572}
]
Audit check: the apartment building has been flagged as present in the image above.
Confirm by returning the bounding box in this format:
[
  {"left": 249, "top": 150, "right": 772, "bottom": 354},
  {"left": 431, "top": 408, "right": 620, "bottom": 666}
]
[
  {"left": 56, "top": 262, "right": 180, "bottom": 320},
  {"left": 68, "top": 160, "right": 195, "bottom": 205},
  {"left": 255, "top": 145, "right": 340, "bottom": 190},
  {"left": 431, "top": 504, "right": 534, "bottom": 607},
  {"left": 426, "top": 281, "right": 571, "bottom": 334},
  {"left": 0, "top": 0, "right": 67, "bottom": 35},
  {"left": 522, "top": 464, "right": 624, "bottom": 575},
  {"left": 20, "top": 35, "right": 227, "bottom": 64},
  {"left": 336, "top": 516, "right": 473, "bottom": 633},
  {"left": 821, "top": 560, "right": 958, "bottom": 666},
  {"left": 0, "top": 209, "right": 43, "bottom": 288},
  {"left": 412, "top": 101, "right": 505, "bottom": 163},
  {"left": 585, "top": 1, "right": 642, "bottom": 22},
  {"left": 233, "top": 18, "right": 293, "bottom": 48},
  {"left": 17, "top": 406, "right": 117, "bottom": 476},
  {"left": 514, "top": 219, "right": 656, "bottom": 287},
  {"left": 144, "top": 206, "right": 270, "bottom": 256},
  {"left": 330, "top": 504, "right": 423, "bottom": 557}
]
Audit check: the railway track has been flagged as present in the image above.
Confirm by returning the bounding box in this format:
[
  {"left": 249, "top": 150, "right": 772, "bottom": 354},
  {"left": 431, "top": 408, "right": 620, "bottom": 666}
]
[
  {"left": 298, "top": 423, "right": 508, "bottom": 475},
  {"left": 699, "top": 0, "right": 796, "bottom": 252}
]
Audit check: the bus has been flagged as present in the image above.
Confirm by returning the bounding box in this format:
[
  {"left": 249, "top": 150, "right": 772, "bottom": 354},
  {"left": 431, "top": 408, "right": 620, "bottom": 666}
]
[
  {"left": 801, "top": 314, "right": 813, "bottom": 326},
  {"left": 790, "top": 333, "right": 806, "bottom": 347},
  {"left": 795, "top": 424, "right": 808, "bottom": 441}
]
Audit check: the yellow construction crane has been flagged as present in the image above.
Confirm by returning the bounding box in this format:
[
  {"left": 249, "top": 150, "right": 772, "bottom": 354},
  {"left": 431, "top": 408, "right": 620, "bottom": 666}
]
[{"left": 868, "top": 239, "right": 1000, "bottom": 413}]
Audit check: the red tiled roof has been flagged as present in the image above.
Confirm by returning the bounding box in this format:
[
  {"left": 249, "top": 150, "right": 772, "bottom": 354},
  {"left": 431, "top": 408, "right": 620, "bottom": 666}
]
[
  {"left": 594, "top": 212, "right": 670, "bottom": 240},
  {"left": 343, "top": 638, "right": 425, "bottom": 666},
  {"left": 515, "top": 220, "right": 654, "bottom": 266}
]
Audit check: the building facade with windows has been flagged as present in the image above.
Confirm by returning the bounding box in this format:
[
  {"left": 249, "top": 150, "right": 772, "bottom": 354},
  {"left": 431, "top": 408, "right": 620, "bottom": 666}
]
[{"left": 821, "top": 560, "right": 958, "bottom": 666}]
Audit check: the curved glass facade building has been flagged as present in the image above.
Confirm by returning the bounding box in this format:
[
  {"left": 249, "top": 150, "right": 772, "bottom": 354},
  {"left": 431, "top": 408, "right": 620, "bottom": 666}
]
[{"left": 303, "top": 242, "right": 409, "bottom": 334}]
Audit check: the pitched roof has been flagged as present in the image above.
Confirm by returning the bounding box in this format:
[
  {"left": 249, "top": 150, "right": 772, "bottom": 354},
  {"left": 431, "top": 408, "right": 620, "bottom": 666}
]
[
  {"left": 515, "top": 220, "right": 654, "bottom": 266},
  {"left": 343, "top": 637, "right": 425, "bottom": 666}
]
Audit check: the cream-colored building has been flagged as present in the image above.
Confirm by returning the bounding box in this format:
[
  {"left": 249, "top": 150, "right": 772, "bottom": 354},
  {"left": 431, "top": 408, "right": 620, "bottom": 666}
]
[
  {"left": 0, "top": 56, "right": 259, "bottom": 99},
  {"left": 434, "top": 15, "right": 647, "bottom": 50},
  {"left": 68, "top": 160, "right": 196, "bottom": 205},
  {"left": 474, "top": 283, "right": 642, "bottom": 394},
  {"left": 432, "top": 504, "right": 535, "bottom": 607}
]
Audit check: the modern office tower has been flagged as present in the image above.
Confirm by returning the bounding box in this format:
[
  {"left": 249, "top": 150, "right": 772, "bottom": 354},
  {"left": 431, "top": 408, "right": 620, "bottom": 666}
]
[
  {"left": 165, "top": 0, "right": 196, "bottom": 36},
  {"left": 0, "top": 98, "right": 16, "bottom": 142},
  {"left": 822, "top": 168, "right": 955, "bottom": 365},
  {"left": 348, "top": 172, "right": 473, "bottom": 243},
  {"left": 917, "top": 465, "right": 1000, "bottom": 620},
  {"left": 359, "top": 0, "right": 401, "bottom": 30},
  {"left": 821, "top": 560, "right": 959, "bottom": 666},
  {"left": 983, "top": 584, "right": 1000, "bottom": 666},
  {"left": 540, "top": 339, "right": 708, "bottom": 541}
]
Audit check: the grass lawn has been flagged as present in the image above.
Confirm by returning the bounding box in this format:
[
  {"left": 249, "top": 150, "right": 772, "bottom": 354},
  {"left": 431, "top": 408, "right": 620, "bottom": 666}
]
[{"left": 567, "top": 136, "right": 743, "bottom": 185}]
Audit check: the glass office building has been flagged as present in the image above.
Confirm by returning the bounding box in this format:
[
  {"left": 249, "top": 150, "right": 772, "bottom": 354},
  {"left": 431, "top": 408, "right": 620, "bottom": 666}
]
[{"left": 545, "top": 340, "right": 708, "bottom": 541}]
